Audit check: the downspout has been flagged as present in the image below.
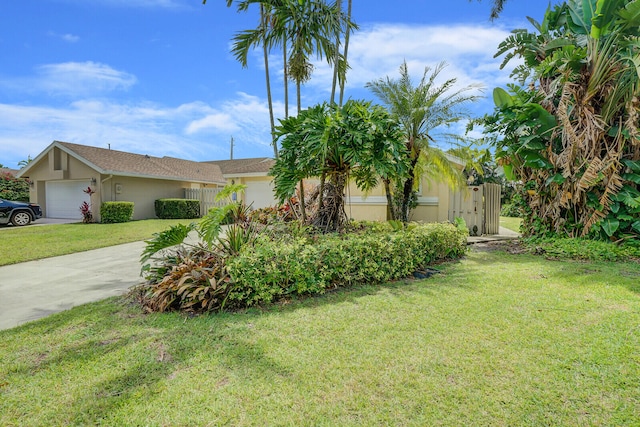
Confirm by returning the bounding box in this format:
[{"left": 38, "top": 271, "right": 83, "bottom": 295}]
[
  {"left": 99, "top": 176, "right": 113, "bottom": 222},
  {"left": 101, "top": 175, "right": 113, "bottom": 200}
]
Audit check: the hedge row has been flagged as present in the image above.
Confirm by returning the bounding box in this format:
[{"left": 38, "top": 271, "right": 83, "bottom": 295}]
[
  {"left": 225, "top": 222, "right": 467, "bottom": 308},
  {"left": 155, "top": 198, "right": 200, "bottom": 219},
  {"left": 100, "top": 201, "right": 134, "bottom": 223}
]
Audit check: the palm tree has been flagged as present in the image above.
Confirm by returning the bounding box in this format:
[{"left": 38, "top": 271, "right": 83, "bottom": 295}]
[
  {"left": 488, "top": 0, "right": 508, "bottom": 20},
  {"left": 366, "top": 61, "right": 482, "bottom": 222},
  {"left": 224, "top": 0, "right": 356, "bottom": 221},
  {"left": 266, "top": 0, "right": 356, "bottom": 221},
  {"left": 221, "top": 0, "right": 279, "bottom": 157}
]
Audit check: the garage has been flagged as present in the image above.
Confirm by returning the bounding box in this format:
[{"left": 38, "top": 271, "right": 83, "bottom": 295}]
[
  {"left": 45, "top": 180, "right": 91, "bottom": 219},
  {"left": 244, "top": 180, "right": 276, "bottom": 209}
]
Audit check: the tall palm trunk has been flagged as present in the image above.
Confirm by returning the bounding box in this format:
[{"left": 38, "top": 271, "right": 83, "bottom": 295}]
[
  {"left": 339, "top": 0, "right": 352, "bottom": 107},
  {"left": 283, "top": 36, "right": 289, "bottom": 119},
  {"left": 261, "top": 4, "right": 277, "bottom": 158},
  {"left": 296, "top": 79, "right": 307, "bottom": 222},
  {"left": 329, "top": 0, "right": 342, "bottom": 106}
]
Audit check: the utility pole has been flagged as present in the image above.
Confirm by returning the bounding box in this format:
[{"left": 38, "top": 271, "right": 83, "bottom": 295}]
[{"left": 230, "top": 136, "right": 234, "bottom": 160}]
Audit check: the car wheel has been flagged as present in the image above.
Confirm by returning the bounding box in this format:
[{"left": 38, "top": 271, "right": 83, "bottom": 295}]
[{"left": 11, "top": 211, "right": 32, "bottom": 226}]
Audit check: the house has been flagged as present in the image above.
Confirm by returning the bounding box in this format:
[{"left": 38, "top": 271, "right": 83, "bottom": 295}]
[
  {"left": 203, "top": 157, "right": 277, "bottom": 209},
  {"left": 17, "top": 141, "right": 226, "bottom": 221},
  {"left": 207, "top": 156, "right": 466, "bottom": 224},
  {"left": 209, "top": 156, "right": 463, "bottom": 223},
  {"left": 18, "top": 141, "right": 499, "bottom": 231}
]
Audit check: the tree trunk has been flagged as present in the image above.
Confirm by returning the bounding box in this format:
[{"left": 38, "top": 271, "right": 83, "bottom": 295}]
[
  {"left": 283, "top": 36, "right": 289, "bottom": 119},
  {"left": 299, "top": 180, "right": 307, "bottom": 222},
  {"left": 339, "top": 0, "right": 352, "bottom": 107},
  {"left": 383, "top": 178, "right": 395, "bottom": 221},
  {"left": 318, "top": 170, "right": 326, "bottom": 213},
  {"left": 261, "top": 4, "right": 277, "bottom": 158},
  {"left": 296, "top": 79, "right": 306, "bottom": 221},
  {"left": 329, "top": 172, "right": 347, "bottom": 231},
  {"left": 400, "top": 158, "right": 419, "bottom": 223},
  {"left": 330, "top": 0, "right": 342, "bottom": 106}
]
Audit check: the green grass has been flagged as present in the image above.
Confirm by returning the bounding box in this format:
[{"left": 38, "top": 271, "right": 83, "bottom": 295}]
[
  {"left": 1, "top": 245, "right": 639, "bottom": 426},
  {"left": 500, "top": 215, "right": 522, "bottom": 233},
  {"left": 0, "top": 219, "right": 193, "bottom": 266}
]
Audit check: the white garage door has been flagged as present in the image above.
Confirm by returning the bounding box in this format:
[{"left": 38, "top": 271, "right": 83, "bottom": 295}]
[
  {"left": 245, "top": 180, "right": 276, "bottom": 209},
  {"left": 46, "top": 181, "right": 91, "bottom": 219}
]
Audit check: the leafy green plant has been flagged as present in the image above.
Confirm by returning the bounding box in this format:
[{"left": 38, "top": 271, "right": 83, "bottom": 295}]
[
  {"left": 0, "top": 172, "right": 29, "bottom": 202},
  {"left": 154, "top": 199, "right": 200, "bottom": 219},
  {"left": 79, "top": 186, "right": 95, "bottom": 223},
  {"left": 225, "top": 222, "right": 467, "bottom": 309},
  {"left": 133, "top": 246, "right": 231, "bottom": 313},
  {"left": 523, "top": 236, "right": 640, "bottom": 262},
  {"left": 483, "top": 0, "right": 640, "bottom": 241},
  {"left": 100, "top": 201, "right": 134, "bottom": 223}
]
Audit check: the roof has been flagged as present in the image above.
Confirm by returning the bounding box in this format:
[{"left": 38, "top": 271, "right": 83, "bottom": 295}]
[
  {"left": 18, "top": 141, "right": 226, "bottom": 184},
  {"left": 1, "top": 167, "right": 19, "bottom": 176},
  {"left": 203, "top": 157, "right": 275, "bottom": 176}
]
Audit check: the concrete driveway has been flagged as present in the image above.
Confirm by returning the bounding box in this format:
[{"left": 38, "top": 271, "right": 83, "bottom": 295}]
[{"left": 0, "top": 241, "right": 146, "bottom": 331}]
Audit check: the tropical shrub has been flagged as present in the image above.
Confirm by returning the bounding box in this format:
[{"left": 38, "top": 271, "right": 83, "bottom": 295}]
[
  {"left": 136, "top": 221, "right": 467, "bottom": 313},
  {"left": 484, "top": 0, "right": 640, "bottom": 240},
  {"left": 155, "top": 198, "right": 200, "bottom": 219},
  {"left": 225, "top": 222, "right": 467, "bottom": 309},
  {"left": 0, "top": 172, "right": 29, "bottom": 202},
  {"left": 249, "top": 204, "right": 296, "bottom": 224},
  {"left": 100, "top": 201, "right": 134, "bottom": 223},
  {"left": 133, "top": 246, "right": 230, "bottom": 313},
  {"left": 523, "top": 236, "right": 640, "bottom": 262},
  {"left": 271, "top": 100, "right": 408, "bottom": 231}
]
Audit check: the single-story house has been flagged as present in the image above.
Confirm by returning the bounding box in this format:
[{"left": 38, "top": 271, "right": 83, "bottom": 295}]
[
  {"left": 18, "top": 141, "right": 498, "bottom": 231},
  {"left": 17, "top": 141, "right": 226, "bottom": 221},
  {"left": 210, "top": 156, "right": 462, "bottom": 223},
  {"left": 203, "top": 157, "right": 276, "bottom": 209}
]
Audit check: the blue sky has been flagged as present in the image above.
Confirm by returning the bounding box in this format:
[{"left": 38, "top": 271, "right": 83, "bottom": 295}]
[{"left": 1, "top": 0, "right": 559, "bottom": 168}]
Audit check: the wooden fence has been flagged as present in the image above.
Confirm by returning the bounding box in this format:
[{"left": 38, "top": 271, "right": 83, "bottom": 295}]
[
  {"left": 448, "top": 183, "right": 501, "bottom": 235},
  {"left": 184, "top": 188, "right": 225, "bottom": 216}
]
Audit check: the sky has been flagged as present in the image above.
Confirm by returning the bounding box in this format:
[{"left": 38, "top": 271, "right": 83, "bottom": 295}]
[{"left": 0, "top": 0, "right": 561, "bottom": 169}]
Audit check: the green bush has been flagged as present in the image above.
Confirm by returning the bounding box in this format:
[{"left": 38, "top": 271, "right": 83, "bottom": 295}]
[
  {"left": 523, "top": 237, "right": 640, "bottom": 262},
  {"left": 137, "top": 221, "right": 467, "bottom": 313},
  {"left": 0, "top": 172, "right": 29, "bottom": 202},
  {"left": 225, "top": 222, "right": 467, "bottom": 309},
  {"left": 500, "top": 203, "right": 521, "bottom": 218},
  {"left": 155, "top": 198, "right": 200, "bottom": 219},
  {"left": 100, "top": 201, "right": 134, "bottom": 223}
]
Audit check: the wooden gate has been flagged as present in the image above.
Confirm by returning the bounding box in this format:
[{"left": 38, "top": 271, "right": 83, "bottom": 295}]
[
  {"left": 184, "top": 188, "right": 225, "bottom": 216},
  {"left": 448, "top": 183, "right": 501, "bottom": 235}
]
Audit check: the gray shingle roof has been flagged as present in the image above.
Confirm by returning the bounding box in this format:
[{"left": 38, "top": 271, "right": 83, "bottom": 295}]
[
  {"left": 57, "top": 141, "right": 226, "bottom": 184},
  {"left": 203, "top": 157, "right": 275, "bottom": 175}
]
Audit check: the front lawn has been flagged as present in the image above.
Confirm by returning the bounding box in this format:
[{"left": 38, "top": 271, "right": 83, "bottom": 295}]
[
  {"left": 1, "top": 244, "right": 638, "bottom": 426},
  {"left": 0, "top": 219, "right": 193, "bottom": 266},
  {"left": 500, "top": 215, "right": 522, "bottom": 233}
]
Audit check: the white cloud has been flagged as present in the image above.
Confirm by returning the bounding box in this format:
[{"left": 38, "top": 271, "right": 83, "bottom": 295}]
[
  {"left": 61, "top": 33, "right": 80, "bottom": 43},
  {"left": 187, "top": 113, "right": 240, "bottom": 134},
  {"left": 0, "top": 22, "right": 523, "bottom": 168},
  {"left": 47, "top": 31, "right": 80, "bottom": 43},
  {"left": 0, "top": 93, "right": 277, "bottom": 168},
  {"left": 0, "top": 62, "right": 138, "bottom": 97},
  {"left": 36, "top": 62, "right": 137, "bottom": 95}
]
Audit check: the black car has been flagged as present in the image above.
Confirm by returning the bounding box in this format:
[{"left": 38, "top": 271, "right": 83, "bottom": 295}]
[{"left": 0, "top": 198, "right": 43, "bottom": 226}]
